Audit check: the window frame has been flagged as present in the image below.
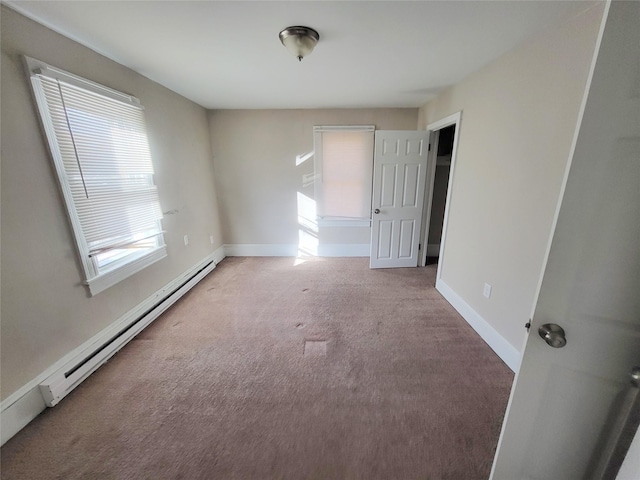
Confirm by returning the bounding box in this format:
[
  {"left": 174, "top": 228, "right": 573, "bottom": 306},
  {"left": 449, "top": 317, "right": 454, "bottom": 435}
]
[
  {"left": 26, "top": 56, "right": 166, "bottom": 296},
  {"left": 313, "top": 125, "right": 375, "bottom": 228}
]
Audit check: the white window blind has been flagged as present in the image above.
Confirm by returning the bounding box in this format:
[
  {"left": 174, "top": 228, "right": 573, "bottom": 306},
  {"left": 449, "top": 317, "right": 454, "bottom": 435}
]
[
  {"left": 27, "top": 57, "right": 166, "bottom": 295},
  {"left": 314, "top": 126, "right": 374, "bottom": 223}
]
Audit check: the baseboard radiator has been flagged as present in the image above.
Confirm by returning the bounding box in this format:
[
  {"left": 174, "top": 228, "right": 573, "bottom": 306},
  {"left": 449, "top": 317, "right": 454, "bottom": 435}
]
[{"left": 39, "top": 259, "right": 216, "bottom": 407}]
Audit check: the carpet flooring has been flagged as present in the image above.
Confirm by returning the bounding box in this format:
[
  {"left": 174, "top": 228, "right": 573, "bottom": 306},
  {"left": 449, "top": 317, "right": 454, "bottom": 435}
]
[{"left": 1, "top": 257, "right": 514, "bottom": 479}]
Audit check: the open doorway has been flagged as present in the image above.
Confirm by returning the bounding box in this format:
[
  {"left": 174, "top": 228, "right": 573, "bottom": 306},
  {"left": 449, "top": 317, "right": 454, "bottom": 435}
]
[
  {"left": 425, "top": 125, "right": 454, "bottom": 265},
  {"left": 419, "top": 112, "right": 462, "bottom": 275}
]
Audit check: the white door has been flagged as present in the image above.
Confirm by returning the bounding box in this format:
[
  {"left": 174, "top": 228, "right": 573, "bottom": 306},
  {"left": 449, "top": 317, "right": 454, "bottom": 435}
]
[
  {"left": 491, "top": 2, "right": 640, "bottom": 478},
  {"left": 370, "top": 131, "right": 430, "bottom": 268}
]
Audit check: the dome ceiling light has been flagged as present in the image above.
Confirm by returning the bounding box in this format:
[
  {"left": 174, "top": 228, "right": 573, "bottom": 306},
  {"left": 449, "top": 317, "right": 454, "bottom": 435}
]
[{"left": 279, "top": 26, "right": 320, "bottom": 62}]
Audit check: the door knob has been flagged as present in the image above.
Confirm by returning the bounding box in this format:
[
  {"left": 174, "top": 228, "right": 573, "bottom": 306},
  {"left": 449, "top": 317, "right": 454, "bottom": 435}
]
[
  {"left": 538, "top": 323, "right": 567, "bottom": 348},
  {"left": 374, "top": 208, "right": 380, "bottom": 214}
]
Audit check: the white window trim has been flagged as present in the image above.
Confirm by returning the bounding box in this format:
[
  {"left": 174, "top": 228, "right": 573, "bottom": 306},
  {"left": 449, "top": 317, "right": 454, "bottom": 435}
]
[
  {"left": 26, "top": 57, "right": 141, "bottom": 106},
  {"left": 313, "top": 125, "right": 375, "bottom": 227},
  {"left": 86, "top": 246, "right": 167, "bottom": 296},
  {"left": 25, "top": 56, "right": 167, "bottom": 295}
]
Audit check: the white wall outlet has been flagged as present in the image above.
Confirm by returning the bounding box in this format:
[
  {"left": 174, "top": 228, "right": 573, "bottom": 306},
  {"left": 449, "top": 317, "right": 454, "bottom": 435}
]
[
  {"left": 209, "top": 235, "right": 214, "bottom": 245},
  {"left": 483, "top": 283, "right": 492, "bottom": 299},
  {"left": 183, "top": 235, "right": 189, "bottom": 246}
]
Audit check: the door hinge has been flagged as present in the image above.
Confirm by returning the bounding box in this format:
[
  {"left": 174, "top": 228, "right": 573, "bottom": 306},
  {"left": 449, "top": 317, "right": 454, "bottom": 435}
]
[
  {"left": 418, "top": 243, "right": 422, "bottom": 250},
  {"left": 428, "top": 143, "right": 431, "bottom": 151},
  {"left": 525, "top": 321, "right": 531, "bottom": 332}
]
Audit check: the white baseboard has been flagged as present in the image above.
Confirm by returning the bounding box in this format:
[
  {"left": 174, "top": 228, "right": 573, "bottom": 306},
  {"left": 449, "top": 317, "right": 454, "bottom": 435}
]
[
  {"left": 212, "top": 245, "right": 226, "bottom": 265},
  {"left": 317, "top": 243, "right": 369, "bottom": 257},
  {"left": 436, "top": 278, "right": 521, "bottom": 372},
  {"left": 224, "top": 244, "right": 298, "bottom": 257},
  {"left": 224, "top": 243, "right": 370, "bottom": 257},
  {"left": 427, "top": 244, "right": 440, "bottom": 256},
  {"left": 0, "top": 247, "right": 225, "bottom": 446},
  {"left": 0, "top": 385, "right": 46, "bottom": 446}
]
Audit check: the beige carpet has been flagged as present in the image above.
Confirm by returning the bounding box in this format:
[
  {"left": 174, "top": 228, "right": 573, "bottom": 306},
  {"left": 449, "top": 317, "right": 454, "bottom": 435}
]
[{"left": 1, "top": 257, "right": 513, "bottom": 479}]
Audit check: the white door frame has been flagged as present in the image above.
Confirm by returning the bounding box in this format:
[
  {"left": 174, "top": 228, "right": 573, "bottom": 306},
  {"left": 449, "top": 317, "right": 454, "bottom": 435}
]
[{"left": 420, "top": 111, "right": 462, "bottom": 286}]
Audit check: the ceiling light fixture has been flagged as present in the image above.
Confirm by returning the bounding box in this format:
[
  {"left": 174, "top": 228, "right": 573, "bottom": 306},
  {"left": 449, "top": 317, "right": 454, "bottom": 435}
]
[{"left": 279, "top": 26, "right": 320, "bottom": 62}]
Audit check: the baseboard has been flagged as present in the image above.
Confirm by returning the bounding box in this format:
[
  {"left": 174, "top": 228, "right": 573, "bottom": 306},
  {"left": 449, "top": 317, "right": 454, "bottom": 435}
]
[
  {"left": 0, "top": 247, "right": 224, "bottom": 446},
  {"left": 317, "top": 243, "right": 369, "bottom": 257},
  {"left": 211, "top": 245, "right": 226, "bottom": 265},
  {"left": 0, "top": 385, "right": 46, "bottom": 446},
  {"left": 224, "top": 244, "right": 298, "bottom": 257},
  {"left": 436, "top": 278, "right": 521, "bottom": 372},
  {"left": 224, "top": 243, "right": 370, "bottom": 257},
  {"left": 427, "top": 244, "right": 440, "bottom": 256}
]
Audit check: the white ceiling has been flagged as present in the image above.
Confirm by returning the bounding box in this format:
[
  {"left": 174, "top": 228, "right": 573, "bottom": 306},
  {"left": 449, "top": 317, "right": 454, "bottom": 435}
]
[{"left": 6, "top": 1, "right": 595, "bottom": 110}]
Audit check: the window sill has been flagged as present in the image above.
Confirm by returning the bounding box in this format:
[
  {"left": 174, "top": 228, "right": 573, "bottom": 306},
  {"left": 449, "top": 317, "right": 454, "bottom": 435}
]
[
  {"left": 317, "top": 219, "right": 371, "bottom": 228},
  {"left": 86, "top": 246, "right": 167, "bottom": 296}
]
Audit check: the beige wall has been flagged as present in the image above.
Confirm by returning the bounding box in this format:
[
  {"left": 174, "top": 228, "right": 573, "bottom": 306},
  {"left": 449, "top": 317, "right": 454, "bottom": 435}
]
[
  {"left": 208, "top": 109, "right": 418, "bottom": 248},
  {"left": 1, "top": 6, "right": 223, "bottom": 400},
  {"left": 418, "top": 3, "right": 605, "bottom": 351}
]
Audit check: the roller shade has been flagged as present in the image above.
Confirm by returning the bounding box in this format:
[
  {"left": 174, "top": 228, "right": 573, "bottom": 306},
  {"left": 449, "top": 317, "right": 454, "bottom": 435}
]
[{"left": 314, "top": 126, "right": 374, "bottom": 221}]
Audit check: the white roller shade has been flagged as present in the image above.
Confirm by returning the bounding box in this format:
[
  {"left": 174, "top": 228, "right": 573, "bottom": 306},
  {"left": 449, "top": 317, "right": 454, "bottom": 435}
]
[{"left": 314, "top": 126, "right": 374, "bottom": 221}]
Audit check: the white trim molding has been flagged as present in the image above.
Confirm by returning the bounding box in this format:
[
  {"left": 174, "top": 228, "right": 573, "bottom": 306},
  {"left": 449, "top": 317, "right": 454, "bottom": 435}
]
[
  {"left": 211, "top": 245, "right": 226, "bottom": 265},
  {"left": 86, "top": 246, "right": 167, "bottom": 296},
  {"left": 424, "top": 111, "right": 462, "bottom": 278},
  {"left": 224, "top": 243, "right": 370, "bottom": 258},
  {"left": 427, "top": 111, "right": 463, "bottom": 132},
  {"left": 436, "top": 278, "right": 521, "bottom": 372},
  {"left": 317, "top": 243, "right": 369, "bottom": 257},
  {"left": 0, "top": 247, "right": 225, "bottom": 446},
  {"left": 317, "top": 219, "right": 371, "bottom": 228},
  {"left": 0, "top": 387, "right": 47, "bottom": 447},
  {"left": 224, "top": 244, "right": 298, "bottom": 257}
]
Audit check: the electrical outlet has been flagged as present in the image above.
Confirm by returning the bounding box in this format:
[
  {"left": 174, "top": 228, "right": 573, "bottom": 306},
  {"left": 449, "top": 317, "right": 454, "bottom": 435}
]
[
  {"left": 483, "top": 283, "right": 492, "bottom": 299},
  {"left": 209, "top": 235, "right": 214, "bottom": 245},
  {"left": 183, "top": 235, "right": 189, "bottom": 246}
]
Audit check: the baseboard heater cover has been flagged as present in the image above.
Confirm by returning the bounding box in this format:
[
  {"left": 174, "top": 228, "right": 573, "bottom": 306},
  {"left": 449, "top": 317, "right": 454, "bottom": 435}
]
[{"left": 38, "top": 259, "right": 216, "bottom": 407}]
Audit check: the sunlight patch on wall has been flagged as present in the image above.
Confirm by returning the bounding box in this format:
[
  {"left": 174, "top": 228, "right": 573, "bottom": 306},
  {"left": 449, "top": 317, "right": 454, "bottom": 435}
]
[
  {"left": 296, "top": 150, "right": 314, "bottom": 166},
  {"left": 297, "top": 191, "right": 318, "bottom": 261}
]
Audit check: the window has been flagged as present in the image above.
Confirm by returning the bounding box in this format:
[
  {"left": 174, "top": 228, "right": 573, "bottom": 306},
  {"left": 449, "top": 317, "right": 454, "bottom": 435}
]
[
  {"left": 313, "top": 126, "right": 374, "bottom": 226},
  {"left": 27, "top": 57, "right": 166, "bottom": 296}
]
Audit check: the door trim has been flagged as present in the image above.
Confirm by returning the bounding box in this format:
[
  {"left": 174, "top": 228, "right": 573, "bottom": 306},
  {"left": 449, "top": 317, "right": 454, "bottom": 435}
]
[{"left": 420, "top": 111, "right": 462, "bottom": 284}]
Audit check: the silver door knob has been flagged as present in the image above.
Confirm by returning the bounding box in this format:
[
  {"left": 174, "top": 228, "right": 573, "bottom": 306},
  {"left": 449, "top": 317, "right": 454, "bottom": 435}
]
[
  {"left": 374, "top": 208, "right": 380, "bottom": 214},
  {"left": 538, "top": 323, "right": 567, "bottom": 348}
]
